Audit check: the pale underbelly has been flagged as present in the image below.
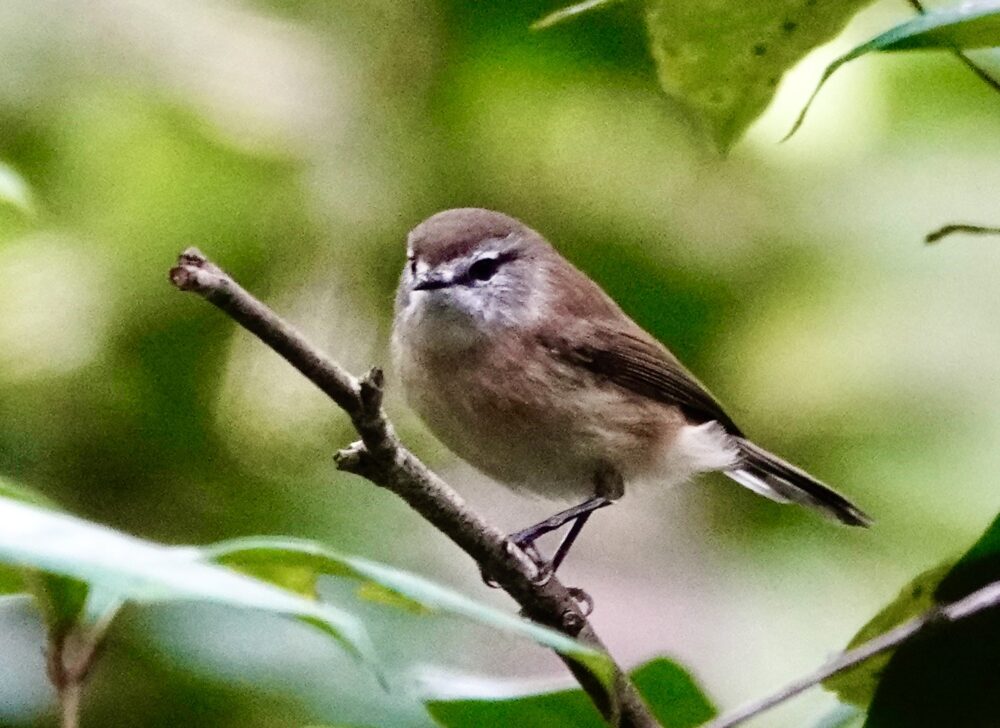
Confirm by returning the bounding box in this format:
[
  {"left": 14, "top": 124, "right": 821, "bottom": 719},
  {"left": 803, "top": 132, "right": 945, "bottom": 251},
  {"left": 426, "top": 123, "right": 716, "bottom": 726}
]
[{"left": 401, "top": 359, "right": 685, "bottom": 501}]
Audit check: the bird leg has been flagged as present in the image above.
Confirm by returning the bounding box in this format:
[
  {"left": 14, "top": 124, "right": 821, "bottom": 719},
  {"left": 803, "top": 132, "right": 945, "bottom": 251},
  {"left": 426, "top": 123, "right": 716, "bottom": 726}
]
[
  {"left": 508, "top": 495, "right": 613, "bottom": 573},
  {"left": 482, "top": 468, "right": 622, "bottom": 587}
]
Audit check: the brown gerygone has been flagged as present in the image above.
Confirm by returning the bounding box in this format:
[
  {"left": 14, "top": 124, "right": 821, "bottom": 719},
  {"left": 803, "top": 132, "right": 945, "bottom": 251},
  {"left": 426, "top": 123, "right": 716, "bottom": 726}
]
[{"left": 392, "top": 208, "right": 870, "bottom": 572}]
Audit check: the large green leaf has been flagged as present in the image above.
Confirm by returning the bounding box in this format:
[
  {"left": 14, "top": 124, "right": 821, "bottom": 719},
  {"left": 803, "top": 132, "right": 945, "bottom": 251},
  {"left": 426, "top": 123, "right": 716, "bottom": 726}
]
[
  {"left": 0, "top": 478, "right": 90, "bottom": 634},
  {"left": 427, "top": 657, "right": 715, "bottom": 728},
  {"left": 0, "top": 478, "right": 59, "bottom": 509},
  {"left": 203, "top": 537, "right": 614, "bottom": 691},
  {"left": 936, "top": 511, "right": 1000, "bottom": 601},
  {"left": 534, "top": 0, "right": 876, "bottom": 152},
  {"left": 790, "top": 1, "right": 1000, "bottom": 137},
  {"left": 643, "top": 0, "right": 875, "bottom": 152},
  {"left": 0, "top": 496, "right": 375, "bottom": 664},
  {"left": 863, "top": 512, "right": 1000, "bottom": 726},
  {"left": 823, "top": 561, "right": 953, "bottom": 707}
]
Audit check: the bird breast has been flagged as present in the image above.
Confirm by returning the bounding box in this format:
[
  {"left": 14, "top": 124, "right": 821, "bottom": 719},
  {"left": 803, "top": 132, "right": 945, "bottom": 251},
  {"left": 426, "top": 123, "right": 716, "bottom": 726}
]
[{"left": 393, "top": 323, "right": 692, "bottom": 501}]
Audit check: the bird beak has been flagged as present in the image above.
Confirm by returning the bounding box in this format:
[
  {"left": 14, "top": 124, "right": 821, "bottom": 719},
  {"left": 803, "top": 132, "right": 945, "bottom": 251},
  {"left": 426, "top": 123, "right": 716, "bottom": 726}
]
[{"left": 412, "top": 272, "right": 452, "bottom": 291}]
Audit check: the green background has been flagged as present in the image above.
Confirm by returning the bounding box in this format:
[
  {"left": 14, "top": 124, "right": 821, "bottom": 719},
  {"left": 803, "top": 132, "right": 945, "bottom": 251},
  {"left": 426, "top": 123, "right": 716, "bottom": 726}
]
[{"left": 1, "top": 0, "right": 999, "bottom": 725}]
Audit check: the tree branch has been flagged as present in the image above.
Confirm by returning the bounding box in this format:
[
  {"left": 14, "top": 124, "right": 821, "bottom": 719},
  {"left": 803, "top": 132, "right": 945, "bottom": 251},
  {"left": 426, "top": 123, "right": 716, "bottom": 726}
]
[
  {"left": 701, "top": 578, "right": 1000, "bottom": 728},
  {"left": 169, "top": 248, "right": 658, "bottom": 728}
]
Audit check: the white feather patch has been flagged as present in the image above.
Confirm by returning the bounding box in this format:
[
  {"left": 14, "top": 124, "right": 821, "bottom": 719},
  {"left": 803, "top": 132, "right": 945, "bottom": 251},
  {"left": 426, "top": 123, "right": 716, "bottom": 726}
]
[
  {"left": 725, "top": 468, "right": 793, "bottom": 503},
  {"left": 656, "top": 421, "right": 740, "bottom": 487}
]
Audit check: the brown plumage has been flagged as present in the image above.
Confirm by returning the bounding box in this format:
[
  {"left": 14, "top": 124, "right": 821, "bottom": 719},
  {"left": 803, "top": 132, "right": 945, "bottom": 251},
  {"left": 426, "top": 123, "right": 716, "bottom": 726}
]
[{"left": 393, "top": 208, "right": 870, "bottom": 569}]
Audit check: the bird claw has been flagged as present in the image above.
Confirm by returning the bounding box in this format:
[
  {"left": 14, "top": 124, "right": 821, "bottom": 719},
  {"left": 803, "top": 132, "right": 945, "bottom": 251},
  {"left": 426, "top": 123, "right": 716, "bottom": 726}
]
[
  {"left": 567, "top": 586, "right": 594, "bottom": 617},
  {"left": 479, "top": 537, "right": 553, "bottom": 588},
  {"left": 513, "top": 536, "right": 554, "bottom": 585}
]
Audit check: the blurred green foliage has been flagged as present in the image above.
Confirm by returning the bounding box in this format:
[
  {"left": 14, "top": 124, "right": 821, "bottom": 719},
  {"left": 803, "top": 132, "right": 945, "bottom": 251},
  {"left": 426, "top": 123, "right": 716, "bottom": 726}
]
[
  {"left": 1, "top": 0, "right": 999, "bottom": 726},
  {"left": 428, "top": 657, "right": 715, "bottom": 728}
]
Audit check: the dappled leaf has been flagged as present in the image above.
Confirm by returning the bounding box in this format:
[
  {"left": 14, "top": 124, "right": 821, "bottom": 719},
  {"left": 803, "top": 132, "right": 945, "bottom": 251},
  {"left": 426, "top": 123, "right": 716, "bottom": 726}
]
[
  {"left": 790, "top": 1, "right": 1000, "bottom": 137},
  {"left": 204, "top": 537, "right": 614, "bottom": 690},
  {"left": 0, "top": 496, "right": 375, "bottom": 665},
  {"left": 427, "top": 657, "right": 713, "bottom": 728},
  {"left": 644, "top": 0, "right": 874, "bottom": 151}
]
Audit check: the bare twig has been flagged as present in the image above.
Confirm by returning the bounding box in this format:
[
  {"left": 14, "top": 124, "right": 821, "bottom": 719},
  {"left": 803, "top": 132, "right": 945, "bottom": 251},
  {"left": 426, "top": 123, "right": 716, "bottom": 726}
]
[
  {"left": 925, "top": 223, "right": 1000, "bottom": 244},
  {"left": 169, "top": 248, "right": 658, "bottom": 728},
  {"left": 701, "top": 578, "right": 1000, "bottom": 728}
]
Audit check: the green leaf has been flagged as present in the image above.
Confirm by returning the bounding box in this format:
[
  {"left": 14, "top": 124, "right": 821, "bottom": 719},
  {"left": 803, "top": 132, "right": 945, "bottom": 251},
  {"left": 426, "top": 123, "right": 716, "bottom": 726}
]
[
  {"left": 0, "top": 564, "right": 24, "bottom": 595},
  {"left": 0, "top": 478, "right": 85, "bottom": 630},
  {"left": 936, "top": 510, "right": 1000, "bottom": 602},
  {"left": 427, "top": 657, "right": 715, "bottom": 728},
  {"left": 203, "top": 537, "right": 614, "bottom": 691},
  {"left": 823, "top": 561, "right": 953, "bottom": 707},
  {"left": 25, "top": 571, "right": 89, "bottom": 637},
  {"left": 630, "top": 658, "right": 717, "bottom": 727},
  {"left": 0, "top": 162, "right": 36, "bottom": 216},
  {"left": 863, "top": 512, "right": 1000, "bottom": 726},
  {"left": 429, "top": 684, "right": 605, "bottom": 727},
  {"left": 0, "top": 497, "right": 375, "bottom": 665},
  {"left": 0, "top": 477, "right": 60, "bottom": 510},
  {"left": 643, "top": 0, "right": 875, "bottom": 152},
  {"left": 789, "top": 1, "right": 1000, "bottom": 138}
]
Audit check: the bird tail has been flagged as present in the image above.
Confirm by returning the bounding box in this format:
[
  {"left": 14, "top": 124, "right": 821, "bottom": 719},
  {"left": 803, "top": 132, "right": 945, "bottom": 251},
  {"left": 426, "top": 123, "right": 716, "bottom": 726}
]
[{"left": 724, "top": 438, "right": 871, "bottom": 527}]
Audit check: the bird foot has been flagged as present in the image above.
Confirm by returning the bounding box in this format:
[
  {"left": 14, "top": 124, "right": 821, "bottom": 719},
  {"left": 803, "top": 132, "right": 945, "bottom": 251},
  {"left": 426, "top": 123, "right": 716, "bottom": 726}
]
[
  {"left": 567, "top": 586, "right": 594, "bottom": 617},
  {"left": 479, "top": 536, "right": 553, "bottom": 588}
]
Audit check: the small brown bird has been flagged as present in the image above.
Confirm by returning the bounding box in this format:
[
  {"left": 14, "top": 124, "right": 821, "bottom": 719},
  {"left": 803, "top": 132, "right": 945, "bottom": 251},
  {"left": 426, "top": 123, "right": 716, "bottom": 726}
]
[{"left": 392, "top": 208, "right": 870, "bottom": 572}]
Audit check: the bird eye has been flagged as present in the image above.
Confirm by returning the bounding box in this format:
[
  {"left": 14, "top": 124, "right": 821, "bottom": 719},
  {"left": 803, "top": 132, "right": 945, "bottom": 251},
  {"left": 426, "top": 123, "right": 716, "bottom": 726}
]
[
  {"left": 468, "top": 256, "right": 500, "bottom": 282},
  {"left": 408, "top": 258, "right": 417, "bottom": 276}
]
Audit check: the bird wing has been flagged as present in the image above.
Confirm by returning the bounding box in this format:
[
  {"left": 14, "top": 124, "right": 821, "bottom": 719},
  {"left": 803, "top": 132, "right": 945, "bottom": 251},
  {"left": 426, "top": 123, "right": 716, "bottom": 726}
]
[{"left": 541, "top": 323, "right": 744, "bottom": 437}]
